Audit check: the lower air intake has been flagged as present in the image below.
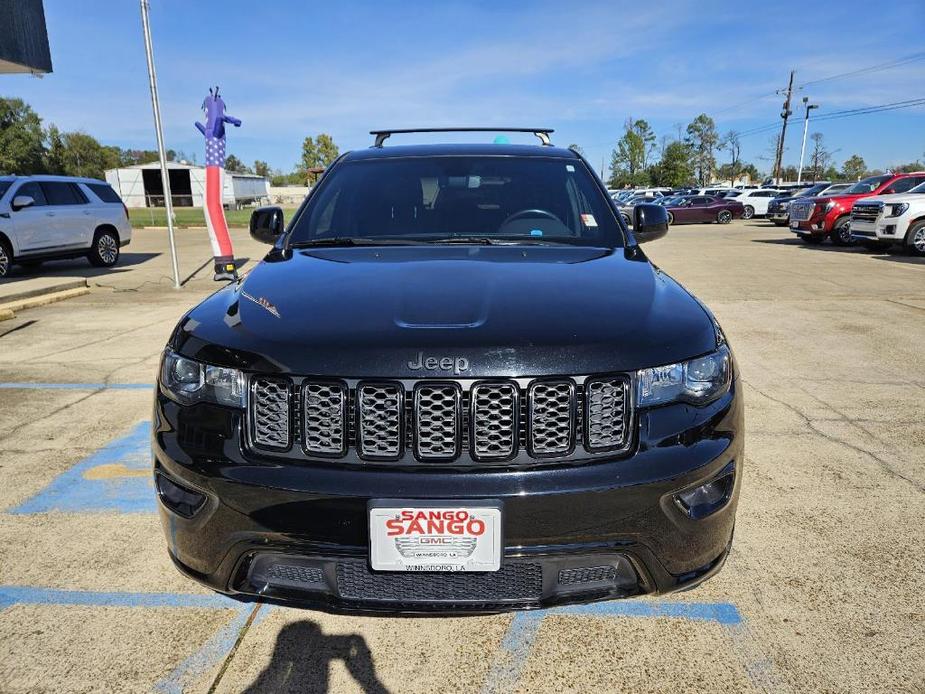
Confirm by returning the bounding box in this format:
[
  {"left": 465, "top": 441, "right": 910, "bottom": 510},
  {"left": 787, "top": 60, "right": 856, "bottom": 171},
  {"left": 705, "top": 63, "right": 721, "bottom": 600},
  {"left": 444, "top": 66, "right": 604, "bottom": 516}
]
[{"left": 336, "top": 562, "right": 542, "bottom": 603}]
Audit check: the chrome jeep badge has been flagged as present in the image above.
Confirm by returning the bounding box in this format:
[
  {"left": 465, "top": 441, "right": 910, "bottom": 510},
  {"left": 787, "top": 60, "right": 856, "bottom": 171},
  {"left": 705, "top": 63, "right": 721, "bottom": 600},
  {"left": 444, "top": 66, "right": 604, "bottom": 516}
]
[{"left": 407, "top": 352, "right": 470, "bottom": 375}]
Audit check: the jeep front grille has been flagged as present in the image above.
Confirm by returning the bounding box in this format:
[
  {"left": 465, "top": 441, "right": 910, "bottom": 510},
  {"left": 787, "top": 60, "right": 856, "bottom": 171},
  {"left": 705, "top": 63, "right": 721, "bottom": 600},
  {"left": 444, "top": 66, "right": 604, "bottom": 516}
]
[
  {"left": 471, "top": 382, "right": 518, "bottom": 460},
  {"left": 414, "top": 383, "right": 461, "bottom": 459},
  {"left": 248, "top": 375, "right": 633, "bottom": 466},
  {"left": 357, "top": 383, "right": 403, "bottom": 459},
  {"left": 302, "top": 382, "right": 347, "bottom": 455},
  {"left": 528, "top": 381, "right": 575, "bottom": 456},
  {"left": 250, "top": 377, "right": 291, "bottom": 449},
  {"left": 585, "top": 377, "right": 631, "bottom": 451}
]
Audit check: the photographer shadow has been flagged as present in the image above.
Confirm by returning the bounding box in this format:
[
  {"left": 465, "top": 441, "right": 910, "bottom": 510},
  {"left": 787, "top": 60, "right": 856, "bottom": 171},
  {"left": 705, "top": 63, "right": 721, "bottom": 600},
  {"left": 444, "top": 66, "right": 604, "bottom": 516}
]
[{"left": 241, "top": 620, "right": 390, "bottom": 694}]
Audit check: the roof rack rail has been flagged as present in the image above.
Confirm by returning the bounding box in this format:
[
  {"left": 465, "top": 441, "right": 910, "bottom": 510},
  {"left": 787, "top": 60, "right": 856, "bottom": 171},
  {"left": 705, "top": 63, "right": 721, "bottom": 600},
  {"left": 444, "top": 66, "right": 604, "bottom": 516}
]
[{"left": 369, "top": 127, "right": 555, "bottom": 148}]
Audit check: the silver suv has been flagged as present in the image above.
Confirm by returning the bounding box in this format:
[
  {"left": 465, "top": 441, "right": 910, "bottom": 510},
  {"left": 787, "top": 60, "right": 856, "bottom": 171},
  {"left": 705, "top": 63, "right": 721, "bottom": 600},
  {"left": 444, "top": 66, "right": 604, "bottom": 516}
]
[{"left": 0, "top": 175, "right": 133, "bottom": 279}]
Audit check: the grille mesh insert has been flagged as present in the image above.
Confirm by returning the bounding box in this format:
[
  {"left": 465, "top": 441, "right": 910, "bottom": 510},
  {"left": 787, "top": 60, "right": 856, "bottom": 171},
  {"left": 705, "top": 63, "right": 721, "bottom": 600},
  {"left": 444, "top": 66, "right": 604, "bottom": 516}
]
[
  {"left": 267, "top": 564, "right": 324, "bottom": 585},
  {"left": 336, "top": 562, "right": 542, "bottom": 602},
  {"left": 558, "top": 565, "right": 618, "bottom": 585},
  {"left": 471, "top": 383, "right": 517, "bottom": 459},
  {"left": 302, "top": 382, "right": 346, "bottom": 455},
  {"left": 357, "top": 383, "right": 402, "bottom": 458},
  {"left": 251, "top": 377, "right": 291, "bottom": 449},
  {"left": 585, "top": 377, "right": 630, "bottom": 451},
  {"left": 528, "top": 381, "right": 574, "bottom": 455},
  {"left": 414, "top": 384, "right": 461, "bottom": 459}
]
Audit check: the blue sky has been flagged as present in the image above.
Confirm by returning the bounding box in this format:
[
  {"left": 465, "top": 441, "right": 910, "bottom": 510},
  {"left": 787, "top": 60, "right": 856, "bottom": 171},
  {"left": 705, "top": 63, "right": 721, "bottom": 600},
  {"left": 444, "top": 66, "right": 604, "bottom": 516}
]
[{"left": 7, "top": 0, "right": 925, "bottom": 176}]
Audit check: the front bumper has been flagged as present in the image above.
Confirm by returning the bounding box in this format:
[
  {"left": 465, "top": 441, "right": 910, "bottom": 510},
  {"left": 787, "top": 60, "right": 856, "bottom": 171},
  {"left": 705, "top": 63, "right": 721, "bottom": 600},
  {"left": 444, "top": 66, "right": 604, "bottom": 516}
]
[
  {"left": 152, "top": 379, "right": 743, "bottom": 613},
  {"left": 850, "top": 219, "right": 906, "bottom": 243}
]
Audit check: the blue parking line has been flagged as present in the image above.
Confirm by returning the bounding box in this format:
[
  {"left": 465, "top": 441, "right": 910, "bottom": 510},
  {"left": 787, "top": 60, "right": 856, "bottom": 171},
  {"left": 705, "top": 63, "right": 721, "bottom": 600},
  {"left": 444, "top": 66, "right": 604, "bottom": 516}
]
[
  {"left": 10, "top": 421, "right": 155, "bottom": 514},
  {"left": 0, "top": 382, "right": 152, "bottom": 390},
  {"left": 481, "top": 600, "right": 743, "bottom": 693},
  {"left": 0, "top": 585, "right": 238, "bottom": 611}
]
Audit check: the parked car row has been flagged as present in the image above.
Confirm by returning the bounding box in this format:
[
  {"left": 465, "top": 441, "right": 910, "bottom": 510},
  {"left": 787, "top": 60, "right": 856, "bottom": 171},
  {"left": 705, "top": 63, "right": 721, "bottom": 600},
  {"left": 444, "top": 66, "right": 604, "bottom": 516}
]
[
  {"left": 783, "top": 172, "right": 925, "bottom": 255},
  {"left": 0, "top": 175, "right": 133, "bottom": 279}
]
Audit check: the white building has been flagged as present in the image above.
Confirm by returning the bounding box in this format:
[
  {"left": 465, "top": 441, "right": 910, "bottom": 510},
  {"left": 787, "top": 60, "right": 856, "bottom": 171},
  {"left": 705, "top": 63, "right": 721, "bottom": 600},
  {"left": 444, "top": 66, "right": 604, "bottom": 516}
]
[{"left": 104, "top": 162, "right": 270, "bottom": 209}]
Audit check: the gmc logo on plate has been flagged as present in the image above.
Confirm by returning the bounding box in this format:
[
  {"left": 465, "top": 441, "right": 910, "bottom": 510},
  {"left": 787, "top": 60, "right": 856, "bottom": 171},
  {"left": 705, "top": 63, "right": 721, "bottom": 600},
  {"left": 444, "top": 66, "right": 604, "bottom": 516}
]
[{"left": 407, "top": 352, "right": 470, "bottom": 375}]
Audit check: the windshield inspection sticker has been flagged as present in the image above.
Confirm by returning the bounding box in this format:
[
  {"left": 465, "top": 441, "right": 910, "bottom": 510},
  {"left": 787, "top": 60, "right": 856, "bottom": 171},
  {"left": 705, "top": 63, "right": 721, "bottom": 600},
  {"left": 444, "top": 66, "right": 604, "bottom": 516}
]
[{"left": 581, "top": 213, "right": 598, "bottom": 227}]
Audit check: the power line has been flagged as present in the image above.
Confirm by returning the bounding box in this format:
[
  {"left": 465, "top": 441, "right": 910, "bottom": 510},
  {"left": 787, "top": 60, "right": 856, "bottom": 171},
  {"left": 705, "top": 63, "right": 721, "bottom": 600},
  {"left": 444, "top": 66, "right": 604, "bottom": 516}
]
[
  {"left": 799, "top": 51, "right": 925, "bottom": 88},
  {"left": 735, "top": 97, "right": 925, "bottom": 138}
]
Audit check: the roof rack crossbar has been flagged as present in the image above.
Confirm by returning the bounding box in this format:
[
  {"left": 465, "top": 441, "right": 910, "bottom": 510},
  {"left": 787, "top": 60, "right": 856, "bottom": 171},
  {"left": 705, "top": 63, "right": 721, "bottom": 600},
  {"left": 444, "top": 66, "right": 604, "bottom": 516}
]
[{"left": 370, "top": 127, "right": 555, "bottom": 148}]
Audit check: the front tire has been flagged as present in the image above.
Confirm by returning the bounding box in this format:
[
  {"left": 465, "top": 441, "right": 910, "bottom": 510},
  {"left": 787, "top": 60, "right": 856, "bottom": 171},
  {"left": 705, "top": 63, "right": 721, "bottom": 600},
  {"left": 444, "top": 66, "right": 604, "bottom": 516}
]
[
  {"left": 907, "top": 221, "right": 925, "bottom": 257},
  {"left": 717, "top": 210, "right": 732, "bottom": 224},
  {"left": 0, "top": 238, "right": 12, "bottom": 279},
  {"left": 742, "top": 205, "right": 754, "bottom": 220},
  {"left": 666, "top": 211, "right": 674, "bottom": 225},
  {"left": 88, "top": 229, "right": 120, "bottom": 268},
  {"left": 829, "top": 216, "right": 853, "bottom": 246}
]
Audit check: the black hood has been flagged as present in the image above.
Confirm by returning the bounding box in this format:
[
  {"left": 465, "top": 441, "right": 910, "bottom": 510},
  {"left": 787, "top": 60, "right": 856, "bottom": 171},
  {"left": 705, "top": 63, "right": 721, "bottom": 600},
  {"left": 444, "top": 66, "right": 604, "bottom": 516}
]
[{"left": 176, "top": 246, "right": 717, "bottom": 377}]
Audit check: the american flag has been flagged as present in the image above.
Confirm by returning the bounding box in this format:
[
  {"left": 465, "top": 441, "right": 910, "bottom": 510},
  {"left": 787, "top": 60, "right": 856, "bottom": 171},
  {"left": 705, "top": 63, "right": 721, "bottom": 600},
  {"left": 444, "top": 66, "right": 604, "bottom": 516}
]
[{"left": 205, "top": 137, "right": 226, "bottom": 167}]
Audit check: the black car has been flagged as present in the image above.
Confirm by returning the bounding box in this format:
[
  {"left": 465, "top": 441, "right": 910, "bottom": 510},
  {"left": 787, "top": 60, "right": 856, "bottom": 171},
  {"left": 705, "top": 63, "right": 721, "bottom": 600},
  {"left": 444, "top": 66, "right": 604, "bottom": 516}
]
[
  {"left": 766, "top": 182, "right": 832, "bottom": 226},
  {"left": 153, "top": 128, "right": 742, "bottom": 614}
]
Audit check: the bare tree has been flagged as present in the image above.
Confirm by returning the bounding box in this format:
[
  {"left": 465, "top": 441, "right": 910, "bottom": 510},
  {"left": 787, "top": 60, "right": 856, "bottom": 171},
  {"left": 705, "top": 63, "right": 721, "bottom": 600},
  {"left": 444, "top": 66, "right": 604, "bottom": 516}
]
[
  {"left": 808, "top": 132, "right": 833, "bottom": 183},
  {"left": 719, "top": 130, "right": 742, "bottom": 186}
]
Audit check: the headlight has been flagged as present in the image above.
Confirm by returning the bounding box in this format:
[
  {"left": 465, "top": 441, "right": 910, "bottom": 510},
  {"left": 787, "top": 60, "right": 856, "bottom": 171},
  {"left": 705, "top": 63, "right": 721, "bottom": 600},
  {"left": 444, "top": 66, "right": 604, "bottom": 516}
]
[
  {"left": 637, "top": 345, "right": 731, "bottom": 407},
  {"left": 887, "top": 203, "right": 909, "bottom": 217},
  {"left": 160, "top": 349, "right": 246, "bottom": 408}
]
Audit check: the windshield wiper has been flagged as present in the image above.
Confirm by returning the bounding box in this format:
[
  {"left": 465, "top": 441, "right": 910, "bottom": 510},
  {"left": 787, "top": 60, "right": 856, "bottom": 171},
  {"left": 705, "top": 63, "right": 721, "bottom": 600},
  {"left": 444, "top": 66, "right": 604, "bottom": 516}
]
[{"left": 289, "top": 237, "right": 426, "bottom": 248}]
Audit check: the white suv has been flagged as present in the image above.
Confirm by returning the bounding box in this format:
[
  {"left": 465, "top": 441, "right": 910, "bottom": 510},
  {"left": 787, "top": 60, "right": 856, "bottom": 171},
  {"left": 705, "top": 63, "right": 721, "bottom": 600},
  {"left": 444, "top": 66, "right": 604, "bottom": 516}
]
[
  {"left": 723, "top": 189, "right": 780, "bottom": 219},
  {"left": 850, "top": 181, "right": 925, "bottom": 256},
  {"left": 0, "top": 175, "right": 133, "bottom": 279}
]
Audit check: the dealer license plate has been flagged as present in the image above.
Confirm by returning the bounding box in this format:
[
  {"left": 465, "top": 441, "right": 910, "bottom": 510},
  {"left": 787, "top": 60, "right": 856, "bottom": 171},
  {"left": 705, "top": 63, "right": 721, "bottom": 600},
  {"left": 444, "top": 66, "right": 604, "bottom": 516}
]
[{"left": 369, "top": 501, "right": 502, "bottom": 572}]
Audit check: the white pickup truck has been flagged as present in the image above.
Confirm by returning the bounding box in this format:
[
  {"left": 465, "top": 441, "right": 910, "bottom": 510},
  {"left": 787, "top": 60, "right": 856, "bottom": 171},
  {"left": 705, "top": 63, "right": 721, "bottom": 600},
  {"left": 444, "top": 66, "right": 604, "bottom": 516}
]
[{"left": 850, "top": 181, "right": 925, "bottom": 256}]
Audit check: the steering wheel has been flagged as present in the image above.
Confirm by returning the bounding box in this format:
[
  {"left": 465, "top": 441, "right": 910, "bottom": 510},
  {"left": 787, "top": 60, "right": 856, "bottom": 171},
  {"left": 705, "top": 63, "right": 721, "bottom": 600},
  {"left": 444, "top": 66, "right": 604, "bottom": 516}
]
[{"left": 500, "top": 208, "right": 563, "bottom": 227}]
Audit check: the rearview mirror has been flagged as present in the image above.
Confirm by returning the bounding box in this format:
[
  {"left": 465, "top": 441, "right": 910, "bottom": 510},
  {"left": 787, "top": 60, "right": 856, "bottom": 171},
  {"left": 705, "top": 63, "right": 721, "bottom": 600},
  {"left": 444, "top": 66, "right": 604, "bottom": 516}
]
[
  {"left": 250, "top": 206, "right": 285, "bottom": 245},
  {"left": 12, "top": 195, "right": 34, "bottom": 211},
  {"left": 632, "top": 203, "right": 669, "bottom": 244}
]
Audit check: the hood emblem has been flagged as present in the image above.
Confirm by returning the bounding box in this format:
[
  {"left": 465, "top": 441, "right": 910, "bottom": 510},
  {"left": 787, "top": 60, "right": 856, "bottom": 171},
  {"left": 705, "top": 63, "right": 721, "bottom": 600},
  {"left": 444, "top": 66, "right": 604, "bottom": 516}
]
[
  {"left": 408, "top": 352, "right": 470, "bottom": 375},
  {"left": 241, "top": 290, "right": 280, "bottom": 319}
]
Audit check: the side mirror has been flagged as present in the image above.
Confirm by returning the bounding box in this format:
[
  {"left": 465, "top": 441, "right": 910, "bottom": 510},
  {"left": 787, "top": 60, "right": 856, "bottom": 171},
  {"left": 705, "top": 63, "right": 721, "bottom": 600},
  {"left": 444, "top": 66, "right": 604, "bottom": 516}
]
[
  {"left": 11, "top": 195, "right": 34, "bottom": 211},
  {"left": 633, "top": 203, "right": 669, "bottom": 244},
  {"left": 250, "top": 206, "right": 285, "bottom": 245}
]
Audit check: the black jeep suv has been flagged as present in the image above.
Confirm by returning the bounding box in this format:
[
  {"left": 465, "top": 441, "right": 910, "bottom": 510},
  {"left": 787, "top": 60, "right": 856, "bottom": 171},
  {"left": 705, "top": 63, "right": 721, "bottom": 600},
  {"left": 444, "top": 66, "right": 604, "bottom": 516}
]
[{"left": 153, "top": 129, "right": 742, "bottom": 613}]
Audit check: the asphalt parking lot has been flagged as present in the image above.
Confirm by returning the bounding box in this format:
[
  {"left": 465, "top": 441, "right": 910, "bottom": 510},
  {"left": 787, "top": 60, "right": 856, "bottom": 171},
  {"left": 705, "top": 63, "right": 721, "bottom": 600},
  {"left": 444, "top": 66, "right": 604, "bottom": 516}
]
[{"left": 0, "top": 221, "right": 923, "bottom": 693}]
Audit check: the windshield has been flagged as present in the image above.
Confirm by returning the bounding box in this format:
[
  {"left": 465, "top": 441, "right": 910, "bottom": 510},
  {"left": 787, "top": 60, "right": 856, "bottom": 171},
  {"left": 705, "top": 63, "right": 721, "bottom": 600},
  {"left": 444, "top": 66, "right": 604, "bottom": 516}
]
[
  {"left": 288, "top": 156, "right": 624, "bottom": 247},
  {"left": 844, "top": 175, "right": 892, "bottom": 195}
]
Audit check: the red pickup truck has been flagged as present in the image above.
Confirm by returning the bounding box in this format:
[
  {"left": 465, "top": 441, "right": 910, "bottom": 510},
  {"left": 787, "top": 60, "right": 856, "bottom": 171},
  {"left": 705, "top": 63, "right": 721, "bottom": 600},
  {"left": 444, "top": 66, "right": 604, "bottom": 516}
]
[{"left": 789, "top": 171, "right": 925, "bottom": 245}]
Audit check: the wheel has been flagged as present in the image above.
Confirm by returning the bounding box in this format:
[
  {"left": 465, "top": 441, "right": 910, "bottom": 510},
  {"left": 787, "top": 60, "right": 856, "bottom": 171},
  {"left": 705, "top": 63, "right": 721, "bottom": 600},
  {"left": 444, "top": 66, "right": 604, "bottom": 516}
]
[
  {"left": 88, "top": 229, "right": 120, "bottom": 267},
  {"left": 907, "top": 221, "right": 925, "bottom": 257},
  {"left": 666, "top": 211, "right": 674, "bottom": 225},
  {"left": 829, "top": 216, "right": 853, "bottom": 246},
  {"left": 800, "top": 234, "right": 824, "bottom": 245},
  {"left": 621, "top": 213, "right": 630, "bottom": 227},
  {"left": 0, "top": 238, "right": 11, "bottom": 279},
  {"left": 742, "top": 205, "right": 754, "bottom": 220},
  {"left": 717, "top": 210, "right": 732, "bottom": 224}
]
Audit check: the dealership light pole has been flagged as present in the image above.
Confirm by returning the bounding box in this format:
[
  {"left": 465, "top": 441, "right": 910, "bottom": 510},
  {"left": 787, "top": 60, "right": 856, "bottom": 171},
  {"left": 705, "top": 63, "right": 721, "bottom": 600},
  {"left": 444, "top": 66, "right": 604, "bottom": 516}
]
[
  {"left": 796, "top": 97, "right": 819, "bottom": 185},
  {"left": 140, "top": 0, "right": 181, "bottom": 289}
]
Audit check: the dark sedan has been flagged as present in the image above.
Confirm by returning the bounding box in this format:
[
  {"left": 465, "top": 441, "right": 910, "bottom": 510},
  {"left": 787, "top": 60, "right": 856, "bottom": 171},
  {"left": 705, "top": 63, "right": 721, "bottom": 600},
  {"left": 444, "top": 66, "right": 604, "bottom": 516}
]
[{"left": 664, "top": 195, "right": 745, "bottom": 225}]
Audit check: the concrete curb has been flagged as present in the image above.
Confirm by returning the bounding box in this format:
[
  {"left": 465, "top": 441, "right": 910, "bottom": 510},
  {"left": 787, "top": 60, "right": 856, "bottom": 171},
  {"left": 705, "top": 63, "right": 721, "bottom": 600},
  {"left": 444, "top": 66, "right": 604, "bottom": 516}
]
[{"left": 0, "top": 280, "right": 90, "bottom": 319}]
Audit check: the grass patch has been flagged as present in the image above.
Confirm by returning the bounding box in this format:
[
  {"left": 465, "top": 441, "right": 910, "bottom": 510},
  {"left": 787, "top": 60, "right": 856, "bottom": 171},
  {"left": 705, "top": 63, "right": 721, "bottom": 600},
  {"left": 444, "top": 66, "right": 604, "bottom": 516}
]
[{"left": 128, "top": 207, "right": 300, "bottom": 228}]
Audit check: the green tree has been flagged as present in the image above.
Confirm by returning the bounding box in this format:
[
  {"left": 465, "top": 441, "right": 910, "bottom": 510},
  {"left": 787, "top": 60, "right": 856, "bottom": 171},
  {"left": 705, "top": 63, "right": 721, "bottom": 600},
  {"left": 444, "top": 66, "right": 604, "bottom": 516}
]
[
  {"left": 650, "top": 140, "right": 693, "bottom": 187},
  {"left": 45, "top": 130, "right": 109, "bottom": 179},
  {"left": 841, "top": 154, "right": 866, "bottom": 181},
  {"left": 315, "top": 133, "right": 340, "bottom": 166},
  {"left": 685, "top": 114, "right": 718, "bottom": 186},
  {"left": 224, "top": 154, "right": 247, "bottom": 173},
  {"left": 0, "top": 97, "right": 46, "bottom": 174},
  {"left": 607, "top": 118, "right": 655, "bottom": 188},
  {"left": 253, "top": 160, "right": 270, "bottom": 179}
]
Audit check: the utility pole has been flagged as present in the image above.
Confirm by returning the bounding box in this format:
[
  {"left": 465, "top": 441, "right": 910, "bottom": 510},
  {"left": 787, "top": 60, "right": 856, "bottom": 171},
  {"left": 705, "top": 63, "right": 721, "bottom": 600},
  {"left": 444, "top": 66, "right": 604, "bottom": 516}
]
[
  {"left": 796, "top": 96, "right": 819, "bottom": 185},
  {"left": 772, "top": 70, "right": 795, "bottom": 184},
  {"left": 140, "top": 0, "right": 181, "bottom": 289}
]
